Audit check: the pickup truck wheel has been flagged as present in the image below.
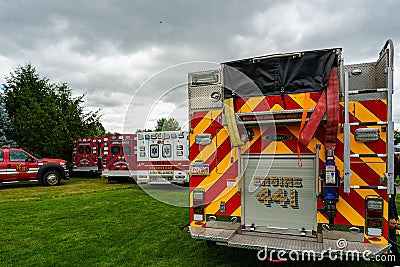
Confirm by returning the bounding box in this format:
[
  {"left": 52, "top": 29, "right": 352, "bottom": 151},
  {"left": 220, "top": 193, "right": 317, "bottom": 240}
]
[{"left": 42, "top": 171, "right": 61, "bottom": 186}]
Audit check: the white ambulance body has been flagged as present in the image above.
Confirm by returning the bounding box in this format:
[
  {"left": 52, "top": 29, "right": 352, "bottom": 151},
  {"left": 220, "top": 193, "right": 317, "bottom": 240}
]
[{"left": 136, "top": 131, "right": 189, "bottom": 184}]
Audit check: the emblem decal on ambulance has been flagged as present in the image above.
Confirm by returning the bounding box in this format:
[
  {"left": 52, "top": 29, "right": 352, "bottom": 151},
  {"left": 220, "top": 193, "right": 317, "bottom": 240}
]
[{"left": 262, "top": 134, "right": 292, "bottom": 142}]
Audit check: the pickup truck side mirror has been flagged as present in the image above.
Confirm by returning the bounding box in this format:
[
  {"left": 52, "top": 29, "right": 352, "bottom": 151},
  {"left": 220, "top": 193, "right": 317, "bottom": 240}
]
[{"left": 26, "top": 156, "right": 35, "bottom": 163}]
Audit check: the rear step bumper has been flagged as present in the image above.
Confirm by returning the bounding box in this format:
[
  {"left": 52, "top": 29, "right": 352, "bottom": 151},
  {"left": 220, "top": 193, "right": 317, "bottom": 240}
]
[{"left": 190, "top": 226, "right": 390, "bottom": 260}]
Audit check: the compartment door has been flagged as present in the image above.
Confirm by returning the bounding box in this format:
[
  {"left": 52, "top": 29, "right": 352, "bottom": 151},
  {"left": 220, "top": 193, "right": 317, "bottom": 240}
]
[{"left": 242, "top": 155, "right": 317, "bottom": 236}]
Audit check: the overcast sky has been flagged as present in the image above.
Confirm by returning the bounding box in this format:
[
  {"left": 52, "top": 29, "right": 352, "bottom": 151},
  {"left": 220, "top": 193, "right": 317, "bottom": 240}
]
[{"left": 0, "top": 0, "right": 399, "bottom": 133}]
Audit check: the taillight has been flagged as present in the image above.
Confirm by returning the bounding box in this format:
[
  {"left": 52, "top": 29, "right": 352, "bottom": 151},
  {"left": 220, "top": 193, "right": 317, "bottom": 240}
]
[
  {"left": 367, "top": 210, "right": 383, "bottom": 218},
  {"left": 367, "top": 219, "right": 382, "bottom": 227},
  {"left": 193, "top": 189, "right": 205, "bottom": 221},
  {"left": 365, "top": 196, "right": 383, "bottom": 236}
]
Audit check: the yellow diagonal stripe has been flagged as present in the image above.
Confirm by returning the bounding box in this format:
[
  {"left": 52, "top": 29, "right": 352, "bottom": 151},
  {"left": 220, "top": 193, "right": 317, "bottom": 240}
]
[
  {"left": 336, "top": 196, "right": 364, "bottom": 225},
  {"left": 196, "top": 143, "right": 238, "bottom": 192},
  {"left": 191, "top": 120, "right": 228, "bottom": 164},
  {"left": 290, "top": 93, "right": 318, "bottom": 109},
  {"left": 317, "top": 212, "right": 329, "bottom": 224},
  {"left": 190, "top": 110, "right": 222, "bottom": 147},
  {"left": 237, "top": 96, "right": 266, "bottom": 113},
  {"left": 206, "top": 185, "right": 238, "bottom": 214},
  {"left": 242, "top": 126, "right": 269, "bottom": 154},
  {"left": 270, "top": 103, "right": 284, "bottom": 111},
  {"left": 231, "top": 206, "right": 241, "bottom": 217},
  {"left": 352, "top": 102, "right": 381, "bottom": 122},
  {"left": 337, "top": 131, "right": 385, "bottom": 181},
  {"left": 262, "top": 140, "right": 292, "bottom": 154}
]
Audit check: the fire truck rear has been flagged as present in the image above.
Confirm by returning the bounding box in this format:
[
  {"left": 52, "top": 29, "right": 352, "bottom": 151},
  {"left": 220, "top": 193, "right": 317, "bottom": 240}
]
[
  {"left": 188, "top": 40, "right": 395, "bottom": 259},
  {"left": 72, "top": 137, "right": 102, "bottom": 175},
  {"left": 136, "top": 131, "right": 189, "bottom": 185}
]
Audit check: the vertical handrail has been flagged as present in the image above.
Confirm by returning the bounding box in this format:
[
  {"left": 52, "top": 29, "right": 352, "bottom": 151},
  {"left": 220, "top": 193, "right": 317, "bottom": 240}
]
[
  {"left": 237, "top": 146, "right": 242, "bottom": 192},
  {"left": 385, "top": 39, "right": 394, "bottom": 195},
  {"left": 315, "top": 144, "right": 321, "bottom": 197},
  {"left": 343, "top": 71, "right": 351, "bottom": 193}
]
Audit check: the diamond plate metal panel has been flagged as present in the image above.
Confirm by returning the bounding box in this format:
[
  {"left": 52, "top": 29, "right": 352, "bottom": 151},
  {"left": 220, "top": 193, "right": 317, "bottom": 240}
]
[
  {"left": 228, "top": 233, "right": 322, "bottom": 251},
  {"left": 191, "top": 227, "right": 390, "bottom": 257},
  {"left": 376, "top": 51, "right": 389, "bottom": 88},
  {"left": 206, "top": 221, "right": 241, "bottom": 230},
  {"left": 188, "top": 69, "right": 223, "bottom": 112},
  {"left": 322, "top": 230, "right": 363, "bottom": 243},
  {"left": 190, "top": 227, "right": 236, "bottom": 242},
  {"left": 188, "top": 84, "right": 223, "bottom": 111},
  {"left": 343, "top": 52, "right": 388, "bottom": 92},
  {"left": 322, "top": 239, "right": 387, "bottom": 255},
  {"left": 347, "top": 92, "right": 387, "bottom": 101},
  {"left": 344, "top": 62, "right": 378, "bottom": 90}
]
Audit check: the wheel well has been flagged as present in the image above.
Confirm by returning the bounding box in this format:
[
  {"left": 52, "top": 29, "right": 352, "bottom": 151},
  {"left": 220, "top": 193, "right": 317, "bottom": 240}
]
[{"left": 39, "top": 166, "right": 63, "bottom": 179}]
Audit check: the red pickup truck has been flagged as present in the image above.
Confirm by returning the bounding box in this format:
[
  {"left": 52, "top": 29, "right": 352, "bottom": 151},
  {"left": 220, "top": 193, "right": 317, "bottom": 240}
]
[{"left": 0, "top": 147, "right": 69, "bottom": 186}]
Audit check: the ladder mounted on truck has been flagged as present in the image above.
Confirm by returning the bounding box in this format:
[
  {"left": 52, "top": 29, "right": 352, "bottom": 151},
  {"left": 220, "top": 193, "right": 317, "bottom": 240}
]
[{"left": 343, "top": 40, "right": 394, "bottom": 194}]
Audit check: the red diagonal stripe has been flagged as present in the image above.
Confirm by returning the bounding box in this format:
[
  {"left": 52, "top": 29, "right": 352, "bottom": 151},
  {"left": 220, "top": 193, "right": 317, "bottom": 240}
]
[
  {"left": 234, "top": 98, "right": 248, "bottom": 112},
  {"left": 277, "top": 127, "right": 313, "bottom": 153},
  {"left": 190, "top": 111, "right": 209, "bottom": 129},
  {"left": 253, "top": 97, "right": 271, "bottom": 112},
  {"left": 205, "top": 161, "right": 238, "bottom": 205},
  {"left": 360, "top": 100, "right": 387, "bottom": 122},
  {"left": 215, "top": 193, "right": 241, "bottom": 216},
  {"left": 333, "top": 211, "right": 351, "bottom": 225},
  {"left": 190, "top": 176, "right": 206, "bottom": 191},
  {"left": 334, "top": 140, "right": 386, "bottom": 198}
]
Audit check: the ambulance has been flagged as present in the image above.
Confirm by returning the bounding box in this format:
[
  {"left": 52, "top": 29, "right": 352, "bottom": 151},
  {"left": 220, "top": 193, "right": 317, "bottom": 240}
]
[
  {"left": 72, "top": 137, "right": 102, "bottom": 175},
  {"left": 136, "top": 131, "right": 189, "bottom": 185},
  {"left": 100, "top": 133, "right": 137, "bottom": 182}
]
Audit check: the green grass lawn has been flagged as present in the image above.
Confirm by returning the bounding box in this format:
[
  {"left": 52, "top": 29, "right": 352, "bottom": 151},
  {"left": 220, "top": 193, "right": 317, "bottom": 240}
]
[{"left": 0, "top": 178, "right": 394, "bottom": 266}]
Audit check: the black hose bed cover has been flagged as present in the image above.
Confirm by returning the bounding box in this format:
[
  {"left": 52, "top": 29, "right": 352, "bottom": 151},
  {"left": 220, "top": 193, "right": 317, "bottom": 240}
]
[{"left": 223, "top": 48, "right": 340, "bottom": 98}]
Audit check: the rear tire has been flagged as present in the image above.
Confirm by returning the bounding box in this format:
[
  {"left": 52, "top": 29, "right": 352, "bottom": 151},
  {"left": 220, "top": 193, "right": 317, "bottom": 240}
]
[
  {"left": 42, "top": 171, "right": 61, "bottom": 186},
  {"left": 206, "top": 240, "right": 219, "bottom": 250}
]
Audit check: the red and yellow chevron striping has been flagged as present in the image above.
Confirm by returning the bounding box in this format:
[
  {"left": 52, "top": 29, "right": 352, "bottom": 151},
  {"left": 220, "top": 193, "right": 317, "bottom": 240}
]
[{"left": 190, "top": 91, "right": 389, "bottom": 243}]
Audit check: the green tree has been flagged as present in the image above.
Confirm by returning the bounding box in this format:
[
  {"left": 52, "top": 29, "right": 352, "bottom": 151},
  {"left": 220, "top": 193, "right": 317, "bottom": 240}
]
[
  {"left": 395, "top": 129, "right": 400, "bottom": 145},
  {"left": 0, "top": 94, "right": 17, "bottom": 147},
  {"left": 3, "top": 64, "right": 105, "bottom": 161},
  {"left": 154, "top": 117, "right": 181, "bottom": 132}
]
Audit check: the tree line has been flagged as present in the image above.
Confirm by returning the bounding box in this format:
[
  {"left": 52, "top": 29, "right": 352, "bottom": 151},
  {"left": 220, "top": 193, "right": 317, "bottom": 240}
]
[
  {"left": 143, "top": 117, "right": 181, "bottom": 132},
  {"left": 0, "top": 64, "right": 105, "bottom": 162}
]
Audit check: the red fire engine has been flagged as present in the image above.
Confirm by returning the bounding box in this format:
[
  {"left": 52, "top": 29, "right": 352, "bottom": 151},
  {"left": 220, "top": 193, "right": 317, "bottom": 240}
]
[{"left": 188, "top": 40, "right": 396, "bottom": 260}]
